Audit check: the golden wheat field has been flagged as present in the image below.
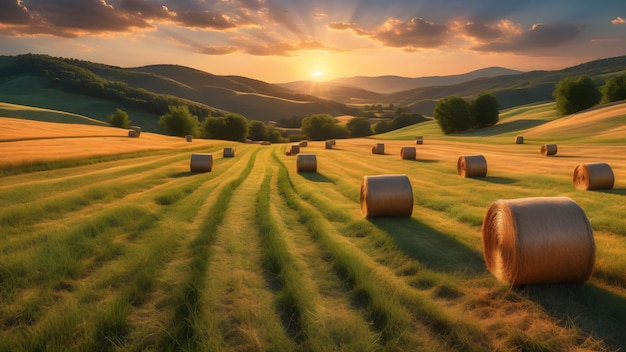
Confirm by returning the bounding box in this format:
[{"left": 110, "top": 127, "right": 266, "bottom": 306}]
[{"left": 1, "top": 104, "right": 626, "bottom": 351}]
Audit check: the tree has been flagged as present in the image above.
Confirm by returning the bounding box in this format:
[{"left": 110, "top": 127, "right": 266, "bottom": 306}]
[
  {"left": 266, "top": 125, "right": 282, "bottom": 143},
  {"left": 601, "top": 73, "right": 626, "bottom": 103},
  {"left": 301, "top": 114, "right": 337, "bottom": 140},
  {"left": 107, "top": 108, "right": 130, "bottom": 128},
  {"left": 433, "top": 96, "right": 471, "bottom": 134},
  {"left": 553, "top": 75, "right": 601, "bottom": 115},
  {"left": 346, "top": 117, "right": 373, "bottom": 137},
  {"left": 470, "top": 93, "right": 499, "bottom": 128},
  {"left": 202, "top": 113, "right": 249, "bottom": 142},
  {"left": 158, "top": 105, "right": 199, "bottom": 137},
  {"left": 389, "top": 112, "right": 426, "bottom": 130},
  {"left": 374, "top": 120, "right": 390, "bottom": 134},
  {"left": 247, "top": 120, "right": 268, "bottom": 141}
]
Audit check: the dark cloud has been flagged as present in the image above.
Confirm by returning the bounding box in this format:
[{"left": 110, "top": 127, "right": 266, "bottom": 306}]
[
  {"left": 470, "top": 22, "right": 584, "bottom": 53},
  {"left": 329, "top": 17, "right": 449, "bottom": 50},
  {"left": 462, "top": 22, "right": 502, "bottom": 41},
  {"left": 174, "top": 10, "right": 238, "bottom": 30},
  {"left": 0, "top": 0, "right": 31, "bottom": 24}
]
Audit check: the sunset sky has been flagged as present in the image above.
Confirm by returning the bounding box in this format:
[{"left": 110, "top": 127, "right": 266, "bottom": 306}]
[{"left": 1, "top": 0, "right": 625, "bottom": 83}]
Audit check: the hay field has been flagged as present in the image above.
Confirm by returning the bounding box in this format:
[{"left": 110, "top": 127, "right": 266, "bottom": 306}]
[{"left": 1, "top": 104, "right": 626, "bottom": 351}]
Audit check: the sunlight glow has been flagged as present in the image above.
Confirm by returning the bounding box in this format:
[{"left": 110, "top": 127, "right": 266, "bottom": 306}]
[{"left": 312, "top": 71, "right": 324, "bottom": 77}]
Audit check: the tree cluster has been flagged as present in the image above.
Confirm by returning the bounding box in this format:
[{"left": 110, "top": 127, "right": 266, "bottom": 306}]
[
  {"left": 553, "top": 73, "right": 626, "bottom": 115},
  {"left": 247, "top": 120, "right": 283, "bottom": 143},
  {"left": 433, "top": 93, "right": 499, "bottom": 134},
  {"left": 300, "top": 114, "right": 348, "bottom": 140}
]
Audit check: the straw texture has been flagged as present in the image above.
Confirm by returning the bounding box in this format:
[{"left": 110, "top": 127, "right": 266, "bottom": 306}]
[
  {"left": 573, "top": 163, "right": 614, "bottom": 190},
  {"left": 481, "top": 196, "right": 595, "bottom": 285},
  {"left": 360, "top": 174, "right": 413, "bottom": 217},
  {"left": 415, "top": 136, "right": 424, "bottom": 145},
  {"left": 541, "top": 144, "right": 558, "bottom": 156},
  {"left": 400, "top": 147, "right": 416, "bottom": 160},
  {"left": 296, "top": 154, "right": 317, "bottom": 173},
  {"left": 457, "top": 155, "right": 487, "bottom": 178},
  {"left": 223, "top": 147, "right": 235, "bottom": 158},
  {"left": 372, "top": 143, "right": 385, "bottom": 154},
  {"left": 190, "top": 153, "right": 213, "bottom": 173},
  {"left": 185, "top": 135, "right": 193, "bottom": 142},
  {"left": 515, "top": 136, "right": 524, "bottom": 144}
]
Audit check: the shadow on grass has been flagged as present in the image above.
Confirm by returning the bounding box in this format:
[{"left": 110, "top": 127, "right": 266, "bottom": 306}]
[
  {"left": 299, "top": 172, "right": 334, "bottom": 183},
  {"left": 595, "top": 188, "right": 626, "bottom": 196},
  {"left": 406, "top": 158, "right": 439, "bottom": 163},
  {"left": 368, "top": 217, "right": 485, "bottom": 276},
  {"left": 520, "top": 282, "right": 626, "bottom": 350},
  {"left": 476, "top": 176, "right": 518, "bottom": 185},
  {"left": 170, "top": 171, "right": 195, "bottom": 178}
]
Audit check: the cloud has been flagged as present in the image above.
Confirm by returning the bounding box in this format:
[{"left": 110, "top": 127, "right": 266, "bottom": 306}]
[
  {"left": 173, "top": 10, "right": 238, "bottom": 30},
  {"left": 329, "top": 16, "right": 449, "bottom": 51},
  {"left": 464, "top": 21, "right": 583, "bottom": 53},
  {"left": 612, "top": 16, "right": 625, "bottom": 24}
]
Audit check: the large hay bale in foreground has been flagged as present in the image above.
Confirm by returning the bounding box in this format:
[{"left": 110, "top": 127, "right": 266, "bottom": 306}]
[
  {"left": 457, "top": 155, "right": 487, "bottom": 178},
  {"left": 371, "top": 143, "right": 385, "bottom": 154},
  {"left": 541, "top": 144, "right": 557, "bottom": 156},
  {"left": 299, "top": 140, "right": 308, "bottom": 147},
  {"left": 223, "top": 147, "right": 235, "bottom": 158},
  {"left": 130, "top": 126, "right": 141, "bottom": 137},
  {"left": 573, "top": 163, "right": 614, "bottom": 190},
  {"left": 296, "top": 154, "right": 317, "bottom": 173},
  {"left": 400, "top": 147, "right": 416, "bottom": 160},
  {"left": 185, "top": 135, "right": 193, "bottom": 142},
  {"left": 360, "top": 174, "right": 413, "bottom": 217},
  {"left": 482, "top": 196, "right": 595, "bottom": 285},
  {"left": 415, "top": 136, "right": 424, "bottom": 145},
  {"left": 515, "top": 136, "right": 524, "bottom": 144},
  {"left": 128, "top": 129, "right": 138, "bottom": 138},
  {"left": 190, "top": 153, "right": 213, "bottom": 173}
]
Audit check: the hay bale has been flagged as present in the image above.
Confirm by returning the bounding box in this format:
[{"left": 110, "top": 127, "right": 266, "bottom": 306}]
[
  {"left": 515, "top": 136, "right": 524, "bottom": 144},
  {"left": 299, "top": 140, "right": 308, "bottom": 147},
  {"left": 400, "top": 147, "right": 416, "bottom": 160},
  {"left": 372, "top": 143, "right": 385, "bottom": 154},
  {"left": 260, "top": 141, "right": 271, "bottom": 145},
  {"left": 573, "top": 163, "right": 614, "bottom": 190},
  {"left": 245, "top": 138, "right": 253, "bottom": 144},
  {"left": 289, "top": 144, "right": 300, "bottom": 155},
  {"left": 325, "top": 140, "right": 333, "bottom": 149},
  {"left": 190, "top": 153, "right": 213, "bottom": 173},
  {"left": 360, "top": 174, "right": 413, "bottom": 217},
  {"left": 328, "top": 139, "right": 336, "bottom": 146},
  {"left": 130, "top": 126, "right": 141, "bottom": 137},
  {"left": 481, "top": 196, "right": 595, "bottom": 285},
  {"left": 457, "top": 155, "right": 487, "bottom": 178},
  {"left": 223, "top": 147, "right": 235, "bottom": 158},
  {"left": 541, "top": 144, "right": 557, "bottom": 156},
  {"left": 415, "top": 136, "right": 424, "bottom": 145},
  {"left": 128, "top": 129, "right": 138, "bottom": 138},
  {"left": 296, "top": 154, "right": 317, "bottom": 173},
  {"left": 185, "top": 135, "right": 193, "bottom": 142}
]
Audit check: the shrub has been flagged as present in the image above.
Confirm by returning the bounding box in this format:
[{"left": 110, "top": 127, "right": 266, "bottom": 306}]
[
  {"left": 248, "top": 120, "right": 268, "bottom": 141},
  {"left": 158, "top": 105, "right": 199, "bottom": 137},
  {"left": 470, "top": 93, "right": 499, "bottom": 128},
  {"left": 301, "top": 114, "right": 337, "bottom": 140},
  {"left": 107, "top": 108, "right": 131, "bottom": 128},
  {"left": 389, "top": 112, "right": 427, "bottom": 130},
  {"left": 346, "top": 117, "right": 373, "bottom": 137},
  {"left": 434, "top": 96, "right": 471, "bottom": 134},
  {"left": 202, "top": 113, "right": 249, "bottom": 142},
  {"left": 601, "top": 73, "right": 626, "bottom": 104},
  {"left": 374, "top": 121, "right": 390, "bottom": 134},
  {"left": 553, "top": 75, "right": 601, "bottom": 115}
]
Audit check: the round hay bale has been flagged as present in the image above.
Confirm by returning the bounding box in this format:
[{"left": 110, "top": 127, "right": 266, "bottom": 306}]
[
  {"left": 329, "top": 139, "right": 336, "bottom": 146},
  {"left": 515, "top": 136, "right": 524, "bottom": 144},
  {"left": 190, "top": 153, "right": 213, "bottom": 173},
  {"left": 372, "top": 143, "right": 385, "bottom": 154},
  {"left": 481, "top": 196, "right": 595, "bottom": 285},
  {"left": 415, "top": 136, "right": 424, "bottom": 145},
  {"left": 299, "top": 140, "right": 308, "bottom": 147},
  {"left": 223, "top": 147, "right": 235, "bottom": 158},
  {"left": 325, "top": 140, "right": 333, "bottom": 149},
  {"left": 130, "top": 126, "right": 141, "bottom": 137},
  {"left": 289, "top": 144, "right": 300, "bottom": 155},
  {"left": 245, "top": 138, "right": 253, "bottom": 144},
  {"left": 128, "top": 129, "right": 138, "bottom": 138},
  {"left": 296, "top": 154, "right": 317, "bottom": 173},
  {"left": 260, "top": 141, "right": 271, "bottom": 145},
  {"left": 360, "top": 174, "right": 413, "bottom": 217},
  {"left": 457, "top": 155, "right": 487, "bottom": 178},
  {"left": 400, "top": 147, "right": 416, "bottom": 160},
  {"left": 573, "top": 163, "right": 614, "bottom": 190},
  {"left": 541, "top": 144, "right": 557, "bottom": 156},
  {"left": 185, "top": 135, "right": 193, "bottom": 142}
]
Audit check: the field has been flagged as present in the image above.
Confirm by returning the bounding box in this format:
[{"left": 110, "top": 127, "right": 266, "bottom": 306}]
[{"left": 1, "top": 102, "right": 626, "bottom": 351}]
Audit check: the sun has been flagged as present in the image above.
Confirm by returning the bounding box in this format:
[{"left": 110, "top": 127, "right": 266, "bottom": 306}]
[{"left": 311, "top": 71, "right": 324, "bottom": 80}]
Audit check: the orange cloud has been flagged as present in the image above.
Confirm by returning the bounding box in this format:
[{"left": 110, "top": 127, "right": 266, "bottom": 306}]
[{"left": 612, "top": 17, "right": 625, "bottom": 25}]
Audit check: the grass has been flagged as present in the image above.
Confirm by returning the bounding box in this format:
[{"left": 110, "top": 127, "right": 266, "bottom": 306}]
[{"left": 1, "top": 102, "right": 626, "bottom": 351}]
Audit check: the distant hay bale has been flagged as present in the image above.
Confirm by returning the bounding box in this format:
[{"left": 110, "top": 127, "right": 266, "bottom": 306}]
[
  {"left": 128, "top": 129, "right": 138, "bottom": 138},
  {"left": 372, "top": 143, "right": 385, "bottom": 154},
  {"left": 299, "top": 140, "right": 308, "bottom": 147},
  {"left": 457, "top": 155, "right": 487, "bottom": 178},
  {"left": 481, "top": 196, "right": 595, "bottom": 285},
  {"left": 325, "top": 140, "right": 333, "bottom": 149},
  {"left": 190, "top": 153, "right": 213, "bottom": 173},
  {"left": 360, "top": 174, "right": 413, "bottom": 217},
  {"left": 296, "top": 154, "right": 317, "bottom": 173},
  {"left": 515, "top": 136, "right": 524, "bottom": 144},
  {"left": 400, "top": 147, "right": 416, "bottom": 160},
  {"left": 415, "top": 136, "right": 424, "bottom": 145},
  {"left": 223, "top": 147, "right": 235, "bottom": 158},
  {"left": 130, "top": 126, "right": 141, "bottom": 137},
  {"left": 185, "top": 135, "right": 193, "bottom": 142},
  {"left": 328, "top": 139, "right": 336, "bottom": 146},
  {"left": 573, "top": 163, "right": 614, "bottom": 190},
  {"left": 288, "top": 144, "right": 300, "bottom": 155},
  {"left": 245, "top": 138, "right": 253, "bottom": 144},
  {"left": 541, "top": 144, "right": 557, "bottom": 156},
  {"left": 260, "top": 141, "right": 271, "bottom": 145}
]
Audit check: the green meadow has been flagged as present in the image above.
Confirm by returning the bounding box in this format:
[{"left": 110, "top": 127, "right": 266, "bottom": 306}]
[{"left": 1, "top": 101, "right": 626, "bottom": 351}]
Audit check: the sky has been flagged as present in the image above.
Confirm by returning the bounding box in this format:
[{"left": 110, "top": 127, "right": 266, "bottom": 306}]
[{"left": 1, "top": 0, "right": 625, "bottom": 83}]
